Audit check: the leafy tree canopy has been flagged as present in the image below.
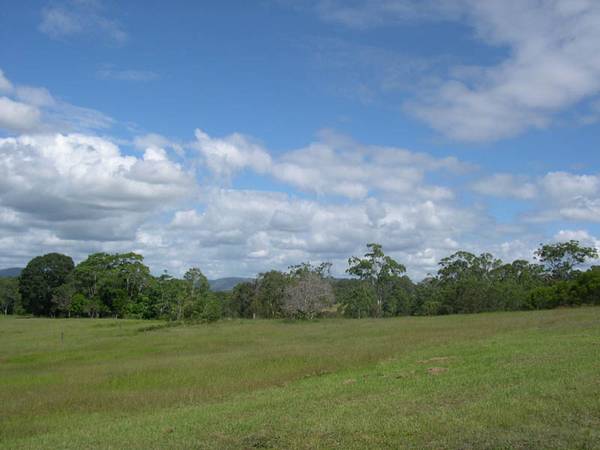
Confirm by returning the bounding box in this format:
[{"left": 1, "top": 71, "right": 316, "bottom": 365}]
[
  {"left": 347, "top": 243, "right": 406, "bottom": 317},
  {"left": 534, "top": 240, "right": 598, "bottom": 281},
  {"left": 19, "top": 253, "right": 74, "bottom": 316}
]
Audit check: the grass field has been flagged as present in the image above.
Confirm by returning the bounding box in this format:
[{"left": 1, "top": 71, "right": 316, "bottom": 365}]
[{"left": 1, "top": 308, "right": 600, "bottom": 449}]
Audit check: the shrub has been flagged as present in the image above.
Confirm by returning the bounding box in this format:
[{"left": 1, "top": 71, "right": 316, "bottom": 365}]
[{"left": 202, "top": 297, "right": 222, "bottom": 322}]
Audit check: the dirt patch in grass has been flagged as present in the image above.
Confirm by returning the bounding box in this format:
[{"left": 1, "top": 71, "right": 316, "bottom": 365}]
[
  {"left": 394, "top": 370, "right": 416, "bottom": 379},
  {"left": 427, "top": 367, "right": 448, "bottom": 375},
  {"left": 302, "top": 369, "right": 331, "bottom": 379}
]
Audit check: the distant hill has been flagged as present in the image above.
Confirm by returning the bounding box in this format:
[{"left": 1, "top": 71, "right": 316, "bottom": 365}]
[
  {"left": 209, "top": 277, "right": 253, "bottom": 292},
  {"left": 0, "top": 267, "right": 22, "bottom": 278}
]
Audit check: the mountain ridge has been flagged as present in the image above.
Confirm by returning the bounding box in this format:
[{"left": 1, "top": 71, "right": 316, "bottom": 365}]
[
  {"left": 208, "top": 277, "right": 253, "bottom": 292},
  {"left": 0, "top": 267, "right": 22, "bottom": 278}
]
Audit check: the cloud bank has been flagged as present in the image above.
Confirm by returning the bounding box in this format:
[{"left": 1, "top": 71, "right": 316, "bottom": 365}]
[{"left": 5, "top": 0, "right": 600, "bottom": 283}]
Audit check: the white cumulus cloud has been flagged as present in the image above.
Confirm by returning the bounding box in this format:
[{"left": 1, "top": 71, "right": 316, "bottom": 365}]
[
  {"left": 0, "top": 133, "right": 194, "bottom": 241},
  {"left": 0, "top": 97, "right": 41, "bottom": 132},
  {"left": 194, "top": 128, "right": 470, "bottom": 200}
]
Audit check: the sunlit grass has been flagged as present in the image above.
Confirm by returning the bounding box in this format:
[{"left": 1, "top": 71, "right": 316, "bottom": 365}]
[{"left": 1, "top": 308, "right": 600, "bottom": 448}]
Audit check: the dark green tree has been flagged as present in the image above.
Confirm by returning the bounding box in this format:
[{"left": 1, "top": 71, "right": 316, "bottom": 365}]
[
  {"left": 336, "top": 279, "right": 376, "bottom": 318},
  {"left": 201, "top": 294, "right": 223, "bottom": 322},
  {"left": 73, "top": 252, "right": 152, "bottom": 318},
  {"left": 572, "top": 266, "right": 600, "bottom": 305},
  {"left": 253, "top": 271, "right": 288, "bottom": 318},
  {"left": 412, "top": 276, "right": 443, "bottom": 315},
  {"left": 19, "top": 253, "right": 74, "bottom": 316},
  {"left": 384, "top": 275, "right": 416, "bottom": 316},
  {"left": 347, "top": 243, "right": 406, "bottom": 317},
  {"left": 488, "top": 260, "right": 545, "bottom": 310},
  {"left": 51, "top": 278, "right": 76, "bottom": 317},
  {"left": 157, "top": 275, "right": 187, "bottom": 320},
  {"left": 230, "top": 281, "right": 257, "bottom": 318},
  {"left": 181, "top": 267, "right": 210, "bottom": 319},
  {"left": 436, "top": 251, "right": 502, "bottom": 313}
]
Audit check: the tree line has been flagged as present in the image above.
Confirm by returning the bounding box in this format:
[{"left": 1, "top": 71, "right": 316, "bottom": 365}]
[{"left": 1, "top": 240, "right": 599, "bottom": 320}]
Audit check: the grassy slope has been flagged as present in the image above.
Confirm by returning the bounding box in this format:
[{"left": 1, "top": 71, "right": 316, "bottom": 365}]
[{"left": 1, "top": 308, "right": 599, "bottom": 449}]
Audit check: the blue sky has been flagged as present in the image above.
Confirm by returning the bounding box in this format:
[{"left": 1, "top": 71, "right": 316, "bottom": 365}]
[{"left": 1, "top": 0, "right": 599, "bottom": 278}]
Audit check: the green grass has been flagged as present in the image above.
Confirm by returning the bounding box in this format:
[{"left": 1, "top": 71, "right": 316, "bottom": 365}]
[{"left": 1, "top": 308, "right": 600, "bottom": 449}]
